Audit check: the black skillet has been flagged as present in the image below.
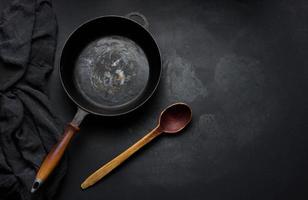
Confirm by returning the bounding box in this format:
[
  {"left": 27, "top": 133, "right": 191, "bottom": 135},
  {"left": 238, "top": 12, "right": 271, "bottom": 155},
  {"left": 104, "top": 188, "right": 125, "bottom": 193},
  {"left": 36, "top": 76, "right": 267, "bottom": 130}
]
[{"left": 31, "top": 12, "right": 161, "bottom": 192}]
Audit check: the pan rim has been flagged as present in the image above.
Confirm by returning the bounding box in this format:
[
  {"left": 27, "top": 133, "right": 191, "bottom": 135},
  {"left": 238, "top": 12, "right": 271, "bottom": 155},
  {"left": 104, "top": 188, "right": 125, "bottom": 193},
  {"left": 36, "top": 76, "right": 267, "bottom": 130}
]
[{"left": 58, "top": 14, "right": 162, "bottom": 116}]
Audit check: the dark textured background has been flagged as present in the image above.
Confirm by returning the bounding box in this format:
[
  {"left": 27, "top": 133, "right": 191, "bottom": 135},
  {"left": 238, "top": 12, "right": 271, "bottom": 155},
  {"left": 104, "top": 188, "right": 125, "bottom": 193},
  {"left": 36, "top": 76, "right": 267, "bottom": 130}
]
[{"left": 1, "top": 0, "right": 308, "bottom": 199}]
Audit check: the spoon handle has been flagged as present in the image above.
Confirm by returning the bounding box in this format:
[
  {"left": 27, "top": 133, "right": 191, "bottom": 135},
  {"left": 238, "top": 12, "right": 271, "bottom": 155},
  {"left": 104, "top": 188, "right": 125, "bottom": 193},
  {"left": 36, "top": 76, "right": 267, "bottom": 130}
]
[{"left": 81, "top": 126, "right": 162, "bottom": 189}]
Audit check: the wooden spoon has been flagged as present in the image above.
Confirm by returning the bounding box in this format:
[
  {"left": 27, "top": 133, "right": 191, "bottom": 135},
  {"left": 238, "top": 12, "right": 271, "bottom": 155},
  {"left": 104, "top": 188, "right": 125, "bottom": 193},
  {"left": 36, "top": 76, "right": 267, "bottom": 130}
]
[{"left": 81, "top": 102, "right": 192, "bottom": 189}]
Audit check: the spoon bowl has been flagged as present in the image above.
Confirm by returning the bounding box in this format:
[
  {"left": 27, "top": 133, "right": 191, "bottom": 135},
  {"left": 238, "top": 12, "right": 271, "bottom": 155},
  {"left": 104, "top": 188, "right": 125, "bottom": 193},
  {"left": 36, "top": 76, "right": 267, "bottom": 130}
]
[{"left": 159, "top": 103, "right": 192, "bottom": 133}]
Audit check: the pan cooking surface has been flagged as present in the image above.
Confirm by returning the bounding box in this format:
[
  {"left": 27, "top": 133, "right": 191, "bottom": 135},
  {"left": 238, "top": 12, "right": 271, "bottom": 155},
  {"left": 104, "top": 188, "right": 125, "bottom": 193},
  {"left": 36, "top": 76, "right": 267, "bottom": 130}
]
[{"left": 74, "top": 36, "right": 150, "bottom": 108}]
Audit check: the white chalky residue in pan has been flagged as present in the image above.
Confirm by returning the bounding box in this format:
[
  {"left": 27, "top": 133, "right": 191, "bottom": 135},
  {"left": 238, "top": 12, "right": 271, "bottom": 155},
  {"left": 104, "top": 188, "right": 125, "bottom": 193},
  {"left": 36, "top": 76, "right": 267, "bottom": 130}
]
[
  {"left": 74, "top": 36, "right": 149, "bottom": 107},
  {"left": 115, "top": 69, "right": 126, "bottom": 85}
]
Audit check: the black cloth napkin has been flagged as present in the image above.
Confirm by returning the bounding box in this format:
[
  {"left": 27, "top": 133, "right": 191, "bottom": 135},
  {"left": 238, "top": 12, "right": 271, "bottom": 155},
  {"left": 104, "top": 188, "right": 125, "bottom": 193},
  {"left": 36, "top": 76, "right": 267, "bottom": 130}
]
[{"left": 0, "top": 0, "right": 67, "bottom": 199}]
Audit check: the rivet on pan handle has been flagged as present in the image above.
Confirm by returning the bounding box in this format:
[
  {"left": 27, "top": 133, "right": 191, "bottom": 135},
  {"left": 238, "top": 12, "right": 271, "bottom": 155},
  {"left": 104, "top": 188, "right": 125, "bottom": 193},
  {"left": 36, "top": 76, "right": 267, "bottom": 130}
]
[{"left": 126, "top": 12, "right": 149, "bottom": 29}]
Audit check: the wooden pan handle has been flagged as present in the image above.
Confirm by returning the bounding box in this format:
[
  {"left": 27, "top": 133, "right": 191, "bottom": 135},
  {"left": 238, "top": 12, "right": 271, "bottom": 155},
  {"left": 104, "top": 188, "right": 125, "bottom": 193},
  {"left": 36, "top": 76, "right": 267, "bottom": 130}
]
[
  {"left": 31, "top": 108, "right": 88, "bottom": 193},
  {"left": 31, "top": 123, "right": 79, "bottom": 192},
  {"left": 81, "top": 126, "right": 162, "bottom": 189}
]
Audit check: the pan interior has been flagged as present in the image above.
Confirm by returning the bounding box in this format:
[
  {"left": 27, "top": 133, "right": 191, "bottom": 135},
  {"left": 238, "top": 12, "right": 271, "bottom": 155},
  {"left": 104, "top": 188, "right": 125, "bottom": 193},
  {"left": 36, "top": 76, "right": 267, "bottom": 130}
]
[{"left": 74, "top": 35, "right": 149, "bottom": 108}]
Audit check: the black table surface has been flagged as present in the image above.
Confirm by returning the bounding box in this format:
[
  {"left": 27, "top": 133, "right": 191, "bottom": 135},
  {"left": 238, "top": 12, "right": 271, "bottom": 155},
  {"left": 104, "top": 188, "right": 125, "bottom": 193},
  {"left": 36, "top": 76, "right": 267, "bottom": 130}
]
[{"left": 1, "top": 0, "right": 308, "bottom": 199}]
